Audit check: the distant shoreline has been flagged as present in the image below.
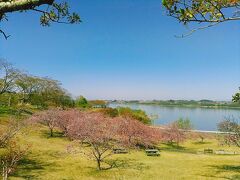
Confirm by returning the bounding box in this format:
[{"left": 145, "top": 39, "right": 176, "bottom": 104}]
[{"left": 110, "top": 102, "right": 240, "bottom": 110}]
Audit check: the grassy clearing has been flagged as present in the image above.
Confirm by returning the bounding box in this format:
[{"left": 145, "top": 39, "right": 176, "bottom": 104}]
[{"left": 7, "top": 125, "right": 240, "bottom": 180}]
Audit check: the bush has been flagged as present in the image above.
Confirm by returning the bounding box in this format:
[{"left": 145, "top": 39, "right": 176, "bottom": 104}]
[
  {"left": 117, "top": 107, "right": 151, "bottom": 124},
  {"left": 97, "top": 108, "right": 119, "bottom": 118},
  {"left": 175, "top": 118, "right": 193, "bottom": 130},
  {"left": 75, "top": 96, "right": 89, "bottom": 108}
]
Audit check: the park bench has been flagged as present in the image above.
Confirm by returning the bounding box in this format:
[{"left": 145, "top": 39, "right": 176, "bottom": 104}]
[
  {"left": 113, "top": 148, "right": 128, "bottom": 154},
  {"left": 145, "top": 149, "right": 160, "bottom": 156},
  {"left": 204, "top": 148, "right": 214, "bottom": 154},
  {"left": 215, "top": 150, "right": 240, "bottom": 155}
]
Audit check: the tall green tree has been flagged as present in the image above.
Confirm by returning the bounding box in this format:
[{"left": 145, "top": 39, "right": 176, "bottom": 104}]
[
  {"left": 175, "top": 118, "right": 193, "bottom": 130},
  {"left": 75, "top": 96, "right": 88, "bottom": 108},
  {"left": 232, "top": 87, "right": 240, "bottom": 103}
]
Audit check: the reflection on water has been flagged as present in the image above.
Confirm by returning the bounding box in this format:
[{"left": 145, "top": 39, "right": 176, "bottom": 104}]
[{"left": 109, "top": 103, "right": 240, "bottom": 131}]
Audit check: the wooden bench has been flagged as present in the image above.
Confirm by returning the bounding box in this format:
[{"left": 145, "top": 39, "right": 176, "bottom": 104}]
[
  {"left": 113, "top": 148, "right": 128, "bottom": 154},
  {"left": 145, "top": 149, "right": 160, "bottom": 156},
  {"left": 204, "top": 148, "right": 214, "bottom": 154}
]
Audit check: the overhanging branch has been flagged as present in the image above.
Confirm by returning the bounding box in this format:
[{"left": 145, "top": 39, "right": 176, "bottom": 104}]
[
  {"left": 0, "top": 0, "right": 54, "bottom": 14},
  {"left": 0, "top": 29, "right": 10, "bottom": 40}
]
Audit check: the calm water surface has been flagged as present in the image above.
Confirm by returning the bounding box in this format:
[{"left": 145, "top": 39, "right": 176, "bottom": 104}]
[{"left": 109, "top": 103, "right": 240, "bottom": 131}]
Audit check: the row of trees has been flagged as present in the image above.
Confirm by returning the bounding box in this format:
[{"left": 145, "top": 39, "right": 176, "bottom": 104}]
[
  {"left": 0, "top": 59, "right": 74, "bottom": 108},
  {"left": 31, "top": 109, "right": 162, "bottom": 170}
]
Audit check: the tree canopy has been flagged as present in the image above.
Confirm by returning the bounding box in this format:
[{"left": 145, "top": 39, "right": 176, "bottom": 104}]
[
  {"left": 232, "top": 88, "right": 240, "bottom": 103},
  {"left": 0, "top": 59, "right": 74, "bottom": 108},
  {"left": 0, "top": 0, "right": 80, "bottom": 39},
  {"left": 162, "top": 0, "right": 240, "bottom": 35}
]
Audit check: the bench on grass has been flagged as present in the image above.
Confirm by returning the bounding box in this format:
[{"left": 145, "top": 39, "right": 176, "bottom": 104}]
[
  {"left": 204, "top": 148, "right": 214, "bottom": 154},
  {"left": 145, "top": 149, "right": 160, "bottom": 156},
  {"left": 113, "top": 148, "right": 128, "bottom": 154}
]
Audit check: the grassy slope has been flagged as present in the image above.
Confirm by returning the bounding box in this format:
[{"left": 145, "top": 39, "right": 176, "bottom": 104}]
[
  {"left": 1, "top": 107, "right": 239, "bottom": 180},
  {"left": 9, "top": 125, "right": 240, "bottom": 180}
]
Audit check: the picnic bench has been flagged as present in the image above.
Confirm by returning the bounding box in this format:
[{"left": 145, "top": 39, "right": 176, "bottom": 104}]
[
  {"left": 215, "top": 150, "right": 240, "bottom": 155},
  {"left": 204, "top": 148, "right": 214, "bottom": 154},
  {"left": 113, "top": 148, "right": 128, "bottom": 154},
  {"left": 145, "top": 149, "right": 160, "bottom": 156}
]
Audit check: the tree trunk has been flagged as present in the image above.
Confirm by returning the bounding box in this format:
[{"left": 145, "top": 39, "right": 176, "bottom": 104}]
[
  {"left": 2, "top": 167, "right": 8, "bottom": 180},
  {"left": 50, "top": 128, "right": 53, "bottom": 137},
  {"left": 97, "top": 159, "right": 101, "bottom": 170},
  {"left": 3, "top": 173, "right": 8, "bottom": 180},
  {"left": 7, "top": 96, "right": 11, "bottom": 107}
]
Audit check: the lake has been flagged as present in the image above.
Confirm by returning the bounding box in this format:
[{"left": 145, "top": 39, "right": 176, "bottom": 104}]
[{"left": 109, "top": 103, "right": 240, "bottom": 131}]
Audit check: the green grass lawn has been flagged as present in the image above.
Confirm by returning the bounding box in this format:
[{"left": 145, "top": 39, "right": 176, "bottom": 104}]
[{"left": 8, "top": 125, "right": 240, "bottom": 180}]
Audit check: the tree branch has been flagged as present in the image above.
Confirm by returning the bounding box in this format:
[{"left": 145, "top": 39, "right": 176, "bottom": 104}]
[
  {"left": 32, "top": 8, "right": 70, "bottom": 24},
  {"left": 175, "top": 22, "right": 220, "bottom": 38},
  {"left": 0, "top": 29, "right": 10, "bottom": 40},
  {"left": 0, "top": 0, "right": 54, "bottom": 14}
]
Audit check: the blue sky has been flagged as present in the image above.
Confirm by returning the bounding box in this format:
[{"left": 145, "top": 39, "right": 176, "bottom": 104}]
[{"left": 0, "top": 0, "right": 240, "bottom": 100}]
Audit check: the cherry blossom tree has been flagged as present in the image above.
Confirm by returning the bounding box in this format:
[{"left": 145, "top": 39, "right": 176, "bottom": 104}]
[
  {"left": 162, "top": 122, "right": 186, "bottom": 146},
  {"left": 31, "top": 109, "right": 62, "bottom": 137},
  {"left": 218, "top": 117, "right": 240, "bottom": 147},
  {"left": 67, "top": 112, "right": 162, "bottom": 170},
  {"left": 31, "top": 109, "right": 162, "bottom": 170}
]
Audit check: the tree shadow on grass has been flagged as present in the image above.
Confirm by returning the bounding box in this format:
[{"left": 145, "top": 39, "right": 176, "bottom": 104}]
[
  {"left": 160, "top": 143, "right": 196, "bottom": 154},
  {"left": 40, "top": 129, "right": 65, "bottom": 139},
  {"left": 192, "top": 141, "right": 212, "bottom": 145},
  {"left": 210, "top": 165, "right": 240, "bottom": 173},
  {"left": 108, "top": 158, "right": 150, "bottom": 171},
  {"left": 12, "top": 157, "right": 55, "bottom": 179},
  {"left": 86, "top": 158, "right": 150, "bottom": 176},
  {"left": 199, "top": 165, "right": 240, "bottom": 180}
]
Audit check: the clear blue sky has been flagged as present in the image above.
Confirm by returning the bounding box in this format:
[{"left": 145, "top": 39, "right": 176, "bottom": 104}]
[{"left": 0, "top": 0, "right": 240, "bottom": 100}]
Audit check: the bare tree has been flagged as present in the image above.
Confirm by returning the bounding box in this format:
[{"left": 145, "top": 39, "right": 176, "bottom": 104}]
[
  {"left": 0, "top": 141, "right": 29, "bottom": 180},
  {"left": 0, "top": 119, "right": 22, "bottom": 148},
  {"left": 0, "top": 59, "right": 21, "bottom": 95}
]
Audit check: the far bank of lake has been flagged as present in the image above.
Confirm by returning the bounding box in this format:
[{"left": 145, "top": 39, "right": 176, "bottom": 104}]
[{"left": 109, "top": 103, "right": 240, "bottom": 131}]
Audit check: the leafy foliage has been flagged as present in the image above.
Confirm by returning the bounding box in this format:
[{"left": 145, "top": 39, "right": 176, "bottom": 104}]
[
  {"left": 162, "top": 0, "right": 240, "bottom": 23},
  {"left": 0, "top": 0, "right": 80, "bottom": 39},
  {"left": 117, "top": 107, "right": 151, "bottom": 124},
  {"left": 232, "top": 88, "right": 240, "bottom": 103},
  {"left": 75, "top": 96, "right": 89, "bottom": 108},
  {"left": 175, "top": 118, "right": 193, "bottom": 130},
  {"left": 0, "top": 59, "right": 74, "bottom": 109},
  {"left": 162, "top": 0, "right": 240, "bottom": 34},
  {"left": 39, "top": 2, "right": 81, "bottom": 26}
]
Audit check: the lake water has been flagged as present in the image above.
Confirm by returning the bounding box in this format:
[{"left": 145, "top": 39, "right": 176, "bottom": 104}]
[{"left": 109, "top": 103, "right": 240, "bottom": 131}]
